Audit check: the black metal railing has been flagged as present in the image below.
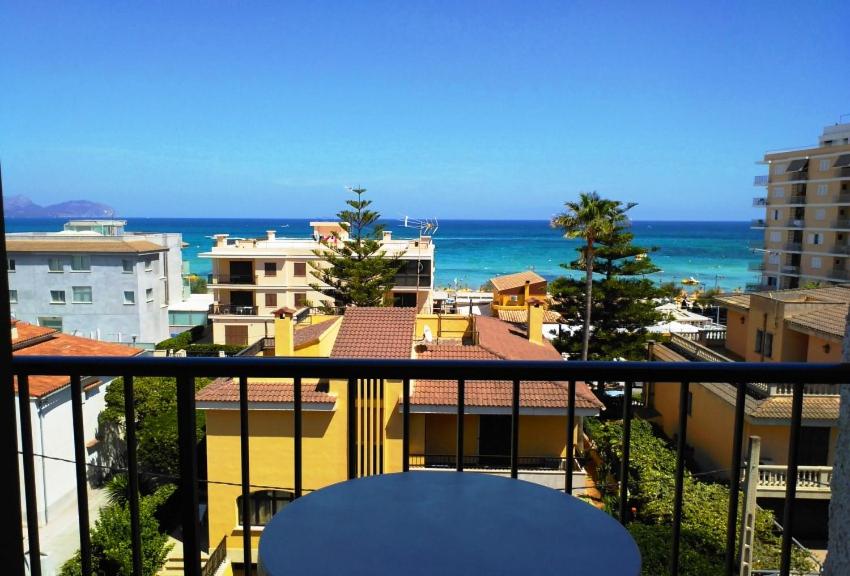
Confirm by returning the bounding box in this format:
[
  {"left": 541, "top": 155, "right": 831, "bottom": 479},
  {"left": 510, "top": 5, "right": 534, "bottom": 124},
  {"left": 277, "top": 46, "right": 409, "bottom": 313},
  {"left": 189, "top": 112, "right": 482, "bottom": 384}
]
[
  {"left": 2, "top": 356, "right": 847, "bottom": 576},
  {"left": 208, "top": 274, "right": 255, "bottom": 285},
  {"left": 211, "top": 304, "right": 258, "bottom": 316}
]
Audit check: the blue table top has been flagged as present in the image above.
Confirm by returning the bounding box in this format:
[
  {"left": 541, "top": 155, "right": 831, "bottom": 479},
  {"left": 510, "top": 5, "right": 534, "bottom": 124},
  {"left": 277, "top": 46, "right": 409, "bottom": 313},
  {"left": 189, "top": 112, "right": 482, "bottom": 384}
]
[{"left": 258, "top": 471, "right": 641, "bottom": 576}]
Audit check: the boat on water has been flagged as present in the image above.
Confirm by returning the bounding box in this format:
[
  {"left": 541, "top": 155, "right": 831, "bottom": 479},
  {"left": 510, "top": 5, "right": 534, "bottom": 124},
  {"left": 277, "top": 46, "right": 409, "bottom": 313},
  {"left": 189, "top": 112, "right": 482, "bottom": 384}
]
[{"left": 681, "top": 276, "right": 700, "bottom": 286}]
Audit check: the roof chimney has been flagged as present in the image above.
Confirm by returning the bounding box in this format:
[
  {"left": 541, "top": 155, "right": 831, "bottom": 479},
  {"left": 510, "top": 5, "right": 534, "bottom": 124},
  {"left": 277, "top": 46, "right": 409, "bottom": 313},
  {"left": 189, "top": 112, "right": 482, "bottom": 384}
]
[
  {"left": 383, "top": 230, "right": 392, "bottom": 241},
  {"left": 214, "top": 234, "right": 229, "bottom": 248},
  {"left": 10, "top": 320, "right": 18, "bottom": 342},
  {"left": 274, "top": 307, "right": 297, "bottom": 357},
  {"left": 267, "top": 230, "right": 276, "bottom": 241},
  {"left": 527, "top": 302, "right": 544, "bottom": 346}
]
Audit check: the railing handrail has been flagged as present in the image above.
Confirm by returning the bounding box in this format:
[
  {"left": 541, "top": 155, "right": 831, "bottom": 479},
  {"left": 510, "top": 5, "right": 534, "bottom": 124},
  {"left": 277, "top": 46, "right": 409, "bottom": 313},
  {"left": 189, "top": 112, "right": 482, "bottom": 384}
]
[
  {"left": 10, "top": 355, "right": 849, "bottom": 383},
  {"left": 201, "top": 535, "right": 227, "bottom": 576},
  {"left": 758, "top": 464, "right": 832, "bottom": 472}
]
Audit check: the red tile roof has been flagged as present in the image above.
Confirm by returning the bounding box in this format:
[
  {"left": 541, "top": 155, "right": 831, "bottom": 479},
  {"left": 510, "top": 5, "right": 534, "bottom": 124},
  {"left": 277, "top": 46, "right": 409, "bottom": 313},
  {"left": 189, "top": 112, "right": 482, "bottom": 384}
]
[
  {"left": 490, "top": 271, "right": 547, "bottom": 292},
  {"left": 475, "top": 315, "right": 563, "bottom": 361},
  {"left": 12, "top": 321, "right": 142, "bottom": 398},
  {"left": 196, "top": 378, "right": 336, "bottom": 405},
  {"left": 330, "top": 307, "right": 416, "bottom": 359},
  {"left": 294, "top": 318, "right": 339, "bottom": 347}
]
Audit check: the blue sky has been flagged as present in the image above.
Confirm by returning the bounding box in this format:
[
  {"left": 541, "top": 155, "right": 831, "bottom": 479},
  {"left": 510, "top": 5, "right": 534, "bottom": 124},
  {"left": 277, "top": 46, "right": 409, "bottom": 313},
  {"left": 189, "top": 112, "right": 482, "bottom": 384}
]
[{"left": 1, "top": 1, "right": 848, "bottom": 220}]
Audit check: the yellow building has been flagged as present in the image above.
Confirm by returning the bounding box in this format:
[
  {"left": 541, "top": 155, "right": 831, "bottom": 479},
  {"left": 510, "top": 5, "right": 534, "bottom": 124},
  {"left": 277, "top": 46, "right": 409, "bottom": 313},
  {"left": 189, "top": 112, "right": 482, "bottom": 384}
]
[
  {"left": 488, "top": 271, "right": 560, "bottom": 324},
  {"left": 196, "top": 305, "right": 601, "bottom": 574},
  {"left": 752, "top": 121, "right": 850, "bottom": 290},
  {"left": 200, "top": 222, "right": 436, "bottom": 346},
  {"left": 644, "top": 285, "right": 845, "bottom": 540}
]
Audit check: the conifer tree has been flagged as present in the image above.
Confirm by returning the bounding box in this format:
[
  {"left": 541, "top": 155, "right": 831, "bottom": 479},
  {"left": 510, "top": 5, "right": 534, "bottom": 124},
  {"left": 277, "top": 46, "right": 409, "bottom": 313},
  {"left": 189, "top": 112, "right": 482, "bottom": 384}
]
[
  {"left": 310, "top": 187, "right": 404, "bottom": 309},
  {"left": 551, "top": 215, "right": 674, "bottom": 360}
]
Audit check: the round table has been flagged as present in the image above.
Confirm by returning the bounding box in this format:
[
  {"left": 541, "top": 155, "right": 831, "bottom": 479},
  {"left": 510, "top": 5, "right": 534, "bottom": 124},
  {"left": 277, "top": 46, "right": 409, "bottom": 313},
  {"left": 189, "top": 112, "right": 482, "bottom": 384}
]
[{"left": 258, "top": 472, "right": 640, "bottom": 575}]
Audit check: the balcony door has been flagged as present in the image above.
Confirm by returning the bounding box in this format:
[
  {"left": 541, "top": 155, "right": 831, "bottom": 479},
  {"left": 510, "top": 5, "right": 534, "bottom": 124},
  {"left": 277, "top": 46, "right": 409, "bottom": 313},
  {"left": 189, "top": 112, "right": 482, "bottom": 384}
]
[
  {"left": 479, "top": 415, "right": 512, "bottom": 468},
  {"left": 229, "top": 261, "right": 253, "bottom": 284},
  {"left": 798, "top": 427, "right": 830, "bottom": 466}
]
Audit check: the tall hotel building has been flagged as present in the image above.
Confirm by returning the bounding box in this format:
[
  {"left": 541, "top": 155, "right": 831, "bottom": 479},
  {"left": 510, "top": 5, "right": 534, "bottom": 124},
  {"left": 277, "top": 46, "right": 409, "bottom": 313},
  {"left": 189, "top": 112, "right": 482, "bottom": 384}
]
[{"left": 752, "top": 122, "right": 850, "bottom": 290}]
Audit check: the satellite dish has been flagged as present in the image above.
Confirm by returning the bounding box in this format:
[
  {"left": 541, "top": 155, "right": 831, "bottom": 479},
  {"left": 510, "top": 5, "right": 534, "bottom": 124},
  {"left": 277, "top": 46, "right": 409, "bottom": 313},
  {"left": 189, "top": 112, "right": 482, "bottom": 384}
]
[{"left": 423, "top": 325, "right": 433, "bottom": 343}]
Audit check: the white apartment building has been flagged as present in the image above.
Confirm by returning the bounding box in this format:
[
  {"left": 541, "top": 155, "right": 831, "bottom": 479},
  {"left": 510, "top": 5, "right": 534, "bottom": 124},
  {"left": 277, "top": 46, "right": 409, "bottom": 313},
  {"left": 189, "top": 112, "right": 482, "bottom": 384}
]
[{"left": 200, "top": 222, "right": 435, "bottom": 346}]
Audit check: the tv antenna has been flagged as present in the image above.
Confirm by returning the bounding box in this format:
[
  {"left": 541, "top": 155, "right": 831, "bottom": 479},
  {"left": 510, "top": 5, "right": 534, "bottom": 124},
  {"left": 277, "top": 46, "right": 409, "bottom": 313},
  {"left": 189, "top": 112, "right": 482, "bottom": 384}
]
[{"left": 402, "top": 216, "right": 439, "bottom": 237}]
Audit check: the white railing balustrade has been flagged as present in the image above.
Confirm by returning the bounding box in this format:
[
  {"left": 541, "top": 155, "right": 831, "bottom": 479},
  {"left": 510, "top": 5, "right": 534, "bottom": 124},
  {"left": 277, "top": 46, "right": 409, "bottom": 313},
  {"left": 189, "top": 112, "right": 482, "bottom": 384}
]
[{"left": 756, "top": 465, "right": 832, "bottom": 495}]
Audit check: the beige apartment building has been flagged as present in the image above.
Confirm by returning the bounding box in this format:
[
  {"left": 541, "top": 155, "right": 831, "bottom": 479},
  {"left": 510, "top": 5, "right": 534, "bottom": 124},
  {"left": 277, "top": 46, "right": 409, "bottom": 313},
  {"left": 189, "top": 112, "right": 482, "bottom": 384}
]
[
  {"left": 752, "top": 122, "right": 850, "bottom": 290},
  {"left": 201, "top": 222, "right": 435, "bottom": 346}
]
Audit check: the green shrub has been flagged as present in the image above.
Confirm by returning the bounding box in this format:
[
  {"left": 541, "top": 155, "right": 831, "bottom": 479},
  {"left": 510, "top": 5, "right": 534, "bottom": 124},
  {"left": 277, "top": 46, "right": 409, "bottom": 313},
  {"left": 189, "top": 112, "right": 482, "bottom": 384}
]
[
  {"left": 155, "top": 324, "right": 205, "bottom": 350},
  {"left": 183, "top": 343, "right": 245, "bottom": 355}
]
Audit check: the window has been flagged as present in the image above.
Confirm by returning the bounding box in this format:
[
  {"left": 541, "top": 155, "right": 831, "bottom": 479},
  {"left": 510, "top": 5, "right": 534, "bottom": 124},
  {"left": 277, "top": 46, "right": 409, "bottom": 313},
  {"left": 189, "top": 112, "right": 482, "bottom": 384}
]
[
  {"left": 264, "top": 263, "right": 277, "bottom": 277},
  {"left": 124, "top": 291, "right": 136, "bottom": 305},
  {"left": 7, "top": 258, "right": 15, "bottom": 272},
  {"left": 50, "top": 290, "right": 66, "bottom": 304},
  {"left": 72, "top": 286, "right": 93, "bottom": 303},
  {"left": 772, "top": 163, "right": 787, "bottom": 175},
  {"left": 773, "top": 186, "right": 785, "bottom": 198},
  {"left": 772, "top": 209, "right": 779, "bottom": 221},
  {"left": 237, "top": 490, "right": 293, "bottom": 527},
  {"left": 293, "top": 262, "right": 307, "bottom": 277},
  {"left": 38, "top": 317, "right": 63, "bottom": 331},
  {"left": 122, "top": 259, "right": 134, "bottom": 273},
  {"left": 769, "top": 231, "right": 781, "bottom": 242},
  {"left": 808, "top": 233, "right": 822, "bottom": 246},
  {"left": 145, "top": 259, "right": 153, "bottom": 272},
  {"left": 9, "top": 290, "right": 17, "bottom": 303},
  {"left": 265, "top": 293, "right": 277, "bottom": 307},
  {"left": 815, "top": 208, "right": 826, "bottom": 221},
  {"left": 811, "top": 256, "right": 822, "bottom": 269},
  {"left": 817, "top": 184, "right": 828, "bottom": 196},
  {"left": 764, "top": 333, "right": 774, "bottom": 358},
  {"left": 71, "top": 255, "right": 91, "bottom": 271},
  {"left": 48, "top": 257, "right": 63, "bottom": 272},
  {"left": 146, "top": 288, "right": 154, "bottom": 302},
  {"left": 820, "top": 159, "right": 831, "bottom": 171},
  {"left": 293, "top": 292, "right": 307, "bottom": 307}
]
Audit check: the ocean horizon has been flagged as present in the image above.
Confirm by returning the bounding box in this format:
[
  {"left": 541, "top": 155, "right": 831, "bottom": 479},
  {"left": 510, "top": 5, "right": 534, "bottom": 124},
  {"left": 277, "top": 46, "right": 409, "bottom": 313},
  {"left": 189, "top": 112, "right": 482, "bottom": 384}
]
[{"left": 5, "top": 218, "right": 762, "bottom": 292}]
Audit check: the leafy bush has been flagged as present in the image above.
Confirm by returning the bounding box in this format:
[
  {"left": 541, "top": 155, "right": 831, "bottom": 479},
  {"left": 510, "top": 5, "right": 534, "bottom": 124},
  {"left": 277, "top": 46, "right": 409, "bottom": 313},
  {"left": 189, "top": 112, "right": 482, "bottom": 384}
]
[
  {"left": 155, "top": 325, "right": 205, "bottom": 350},
  {"left": 60, "top": 485, "right": 174, "bottom": 576},
  {"left": 586, "top": 418, "right": 813, "bottom": 575},
  {"left": 183, "top": 343, "right": 245, "bottom": 356}
]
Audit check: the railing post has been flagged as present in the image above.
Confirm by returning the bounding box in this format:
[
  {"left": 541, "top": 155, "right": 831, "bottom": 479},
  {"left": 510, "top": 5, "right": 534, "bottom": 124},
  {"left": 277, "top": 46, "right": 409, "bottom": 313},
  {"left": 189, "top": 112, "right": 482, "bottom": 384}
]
[
  {"left": 69, "top": 375, "right": 92, "bottom": 576},
  {"left": 456, "top": 379, "right": 464, "bottom": 472},
  {"left": 0, "top": 161, "right": 27, "bottom": 576},
  {"left": 17, "top": 374, "right": 42, "bottom": 576},
  {"left": 176, "top": 376, "right": 201, "bottom": 576},
  {"left": 402, "top": 378, "right": 410, "bottom": 472},
  {"left": 121, "top": 375, "right": 143, "bottom": 576},
  {"left": 238, "top": 376, "right": 253, "bottom": 576},
  {"left": 294, "top": 377, "right": 302, "bottom": 498},
  {"left": 347, "top": 377, "right": 356, "bottom": 480},
  {"left": 779, "top": 382, "right": 804, "bottom": 576},
  {"left": 619, "top": 381, "right": 633, "bottom": 524},
  {"left": 670, "top": 381, "right": 690, "bottom": 576},
  {"left": 725, "top": 382, "right": 747, "bottom": 576},
  {"left": 565, "top": 380, "right": 576, "bottom": 495},
  {"left": 511, "top": 380, "right": 520, "bottom": 479}
]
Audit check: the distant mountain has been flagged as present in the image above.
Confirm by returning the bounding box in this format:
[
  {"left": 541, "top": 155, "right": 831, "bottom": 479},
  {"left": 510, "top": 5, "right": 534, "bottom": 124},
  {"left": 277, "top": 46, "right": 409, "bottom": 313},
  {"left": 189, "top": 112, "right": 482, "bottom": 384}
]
[{"left": 4, "top": 195, "right": 116, "bottom": 218}]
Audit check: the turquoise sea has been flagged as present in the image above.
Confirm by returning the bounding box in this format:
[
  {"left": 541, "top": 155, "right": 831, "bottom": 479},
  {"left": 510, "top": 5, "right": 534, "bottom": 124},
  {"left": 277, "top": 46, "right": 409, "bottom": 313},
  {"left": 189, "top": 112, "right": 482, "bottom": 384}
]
[{"left": 5, "top": 219, "right": 762, "bottom": 292}]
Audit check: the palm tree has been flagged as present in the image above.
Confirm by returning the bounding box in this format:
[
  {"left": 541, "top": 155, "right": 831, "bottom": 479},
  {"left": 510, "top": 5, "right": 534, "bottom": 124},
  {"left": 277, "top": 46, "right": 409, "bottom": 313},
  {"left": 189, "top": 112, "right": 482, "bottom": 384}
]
[{"left": 551, "top": 192, "right": 635, "bottom": 360}]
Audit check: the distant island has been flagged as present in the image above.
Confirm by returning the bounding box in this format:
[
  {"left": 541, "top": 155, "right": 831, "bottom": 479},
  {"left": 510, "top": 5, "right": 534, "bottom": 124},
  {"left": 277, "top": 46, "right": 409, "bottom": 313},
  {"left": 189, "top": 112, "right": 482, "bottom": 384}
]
[{"left": 4, "top": 195, "right": 116, "bottom": 218}]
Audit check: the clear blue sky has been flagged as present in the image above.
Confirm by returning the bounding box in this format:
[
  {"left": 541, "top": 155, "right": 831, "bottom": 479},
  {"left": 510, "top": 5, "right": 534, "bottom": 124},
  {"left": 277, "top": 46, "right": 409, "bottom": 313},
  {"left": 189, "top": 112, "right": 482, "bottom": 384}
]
[{"left": 1, "top": 1, "right": 848, "bottom": 220}]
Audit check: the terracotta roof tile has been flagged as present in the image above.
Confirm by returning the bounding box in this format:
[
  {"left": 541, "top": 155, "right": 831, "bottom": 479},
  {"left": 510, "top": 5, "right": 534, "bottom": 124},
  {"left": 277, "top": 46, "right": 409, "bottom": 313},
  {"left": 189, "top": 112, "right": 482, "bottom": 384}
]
[
  {"left": 330, "top": 307, "right": 415, "bottom": 359},
  {"left": 12, "top": 321, "right": 142, "bottom": 398},
  {"left": 196, "top": 377, "right": 336, "bottom": 405},
  {"left": 496, "top": 308, "right": 562, "bottom": 324},
  {"left": 490, "top": 271, "right": 547, "bottom": 292},
  {"left": 475, "top": 316, "right": 563, "bottom": 361},
  {"left": 294, "top": 318, "right": 339, "bottom": 347},
  {"left": 785, "top": 305, "right": 847, "bottom": 339}
]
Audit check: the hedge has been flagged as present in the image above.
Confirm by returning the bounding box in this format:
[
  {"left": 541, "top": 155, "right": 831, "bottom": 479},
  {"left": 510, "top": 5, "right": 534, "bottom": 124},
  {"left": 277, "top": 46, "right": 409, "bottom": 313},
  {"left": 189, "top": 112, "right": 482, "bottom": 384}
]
[{"left": 155, "top": 324, "right": 205, "bottom": 350}]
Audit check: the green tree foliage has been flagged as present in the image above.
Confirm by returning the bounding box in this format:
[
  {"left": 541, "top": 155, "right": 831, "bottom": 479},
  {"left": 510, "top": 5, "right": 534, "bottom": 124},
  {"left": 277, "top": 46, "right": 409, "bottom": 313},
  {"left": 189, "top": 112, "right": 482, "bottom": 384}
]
[
  {"left": 309, "top": 187, "right": 404, "bottom": 309},
  {"left": 587, "top": 418, "right": 813, "bottom": 575},
  {"left": 60, "top": 486, "right": 174, "bottom": 576},
  {"left": 188, "top": 274, "right": 207, "bottom": 294},
  {"left": 551, "top": 192, "right": 636, "bottom": 360},
  {"left": 550, "top": 214, "right": 674, "bottom": 360},
  {"left": 100, "top": 377, "right": 208, "bottom": 484}
]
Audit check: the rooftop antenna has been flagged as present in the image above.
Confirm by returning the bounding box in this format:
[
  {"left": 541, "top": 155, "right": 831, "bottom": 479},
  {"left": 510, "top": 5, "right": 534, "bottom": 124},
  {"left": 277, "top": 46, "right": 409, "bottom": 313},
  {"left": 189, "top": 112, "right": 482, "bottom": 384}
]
[{"left": 401, "top": 216, "right": 439, "bottom": 310}]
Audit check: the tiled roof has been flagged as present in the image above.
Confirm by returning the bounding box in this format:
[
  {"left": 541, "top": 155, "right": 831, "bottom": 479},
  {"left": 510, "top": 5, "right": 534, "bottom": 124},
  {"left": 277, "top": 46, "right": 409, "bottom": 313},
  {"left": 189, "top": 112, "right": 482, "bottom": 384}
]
[
  {"left": 490, "top": 271, "right": 547, "bottom": 292},
  {"left": 12, "top": 321, "right": 142, "bottom": 398},
  {"left": 5, "top": 238, "right": 167, "bottom": 253},
  {"left": 195, "top": 378, "right": 336, "bottom": 405},
  {"left": 330, "top": 307, "right": 416, "bottom": 359},
  {"left": 475, "top": 316, "right": 562, "bottom": 361},
  {"left": 785, "top": 305, "right": 848, "bottom": 340},
  {"left": 496, "top": 308, "right": 562, "bottom": 324},
  {"left": 714, "top": 293, "right": 751, "bottom": 310},
  {"left": 294, "top": 318, "right": 339, "bottom": 347}
]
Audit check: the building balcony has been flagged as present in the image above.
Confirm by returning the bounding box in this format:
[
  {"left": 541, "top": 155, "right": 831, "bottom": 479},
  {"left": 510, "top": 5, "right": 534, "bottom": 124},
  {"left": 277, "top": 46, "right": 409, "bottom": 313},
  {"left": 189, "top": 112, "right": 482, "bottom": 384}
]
[
  {"left": 756, "top": 466, "right": 833, "bottom": 500},
  {"left": 834, "top": 219, "right": 850, "bottom": 230},
  {"left": 831, "top": 244, "right": 850, "bottom": 255},
  {"left": 753, "top": 197, "right": 767, "bottom": 207},
  {"left": 786, "top": 195, "right": 806, "bottom": 205},
  {"left": 828, "top": 268, "right": 850, "bottom": 281},
  {"left": 753, "top": 175, "right": 769, "bottom": 186},
  {"left": 782, "top": 242, "right": 802, "bottom": 252},
  {"left": 745, "top": 282, "right": 772, "bottom": 292},
  {"left": 781, "top": 265, "right": 800, "bottom": 274},
  {"left": 208, "top": 274, "right": 256, "bottom": 285},
  {"left": 211, "top": 304, "right": 259, "bottom": 316},
  {"left": 835, "top": 166, "right": 850, "bottom": 179},
  {"left": 785, "top": 219, "right": 805, "bottom": 228},
  {"left": 7, "top": 352, "right": 845, "bottom": 576},
  {"left": 747, "top": 261, "right": 765, "bottom": 271},
  {"left": 750, "top": 219, "right": 766, "bottom": 228},
  {"left": 836, "top": 192, "right": 850, "bottom": 204},
  {"left": 785, "top": 171, "right": 809, "bottom": 182},
  {"left": 392, "top": 274, "right": 433, "bottom": 288}
]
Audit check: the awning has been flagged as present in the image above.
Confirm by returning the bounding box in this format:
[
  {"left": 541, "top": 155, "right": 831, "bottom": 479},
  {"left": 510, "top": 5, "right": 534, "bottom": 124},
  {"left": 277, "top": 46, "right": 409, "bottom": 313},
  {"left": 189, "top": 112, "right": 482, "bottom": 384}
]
[
  {"left": 785, "top": 159, "right": 809, "bottom": 172},
  {"left": 833, "top": 154, "right": 850, "bottom": 168}
]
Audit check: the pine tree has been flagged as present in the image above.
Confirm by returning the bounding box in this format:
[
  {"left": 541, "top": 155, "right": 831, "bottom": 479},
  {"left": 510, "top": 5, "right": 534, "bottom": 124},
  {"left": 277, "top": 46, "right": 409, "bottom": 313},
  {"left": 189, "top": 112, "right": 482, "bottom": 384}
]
[
  {"left": 551, "top": 215, "right": 674, "bottom": 360},
  {"left": 309, "top": 187, "right": 404, "bottom": 309}
]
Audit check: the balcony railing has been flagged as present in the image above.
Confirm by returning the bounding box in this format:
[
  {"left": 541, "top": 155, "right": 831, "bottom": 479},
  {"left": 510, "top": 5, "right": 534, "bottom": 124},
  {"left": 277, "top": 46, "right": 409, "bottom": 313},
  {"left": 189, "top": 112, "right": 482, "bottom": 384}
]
[
  {"left": 786, "top": 171, "right": 808, "bottom": 181},
  {"left": 837, "top": 192, "right": 850, "bottom": 204},
  {"left": 745, "top": 282, "right": 772, "bottom": 292},
  {"left": 781, "top": 265, "right": 800, "bottom": 274},
  {"left": 828, "top": 268, "right": 850, "bottom": 281},
  {"left": 832, "top": 244, "right": 850, "bottom": 255},
  {"left": 208, "top": 274, "right": 255, "bottom": 285},
  {"left": 750, "top": 219, "right": 766, "bottom": 229},
  {"left": 785, "top": 219, "right": 804, "bottom": 228},
  {"left": 834, "top": 219, "right": 850, "bottom": 230},
  {"left": 211, "top": 304, "right": 259, "bottom": 315},
  {"left": 782, "top": 242, "right": 802, "bottom": 252},
  {"left": 786, "top": 196, "right": 806, "bottom": 205},
  {"left": 392, "top": 274, "right": 432, "bottom": 288},
  {"left": 748, "top": 261, "right": 765, "bottom": 271},
  {"left": 4, "top": 355, "right": 845, "bottom": 576},
  {"left": 753, "top": 175, "right": 769, "bottom": 186},
  {"left": 757, "top": 465, "right": 833, "bottom": 499},
  {"left": 753, "top": 197, "right": 767, "bottom": 207},
  {"left": 835, "top": 166, "right": 850, "bottom": 178}
]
